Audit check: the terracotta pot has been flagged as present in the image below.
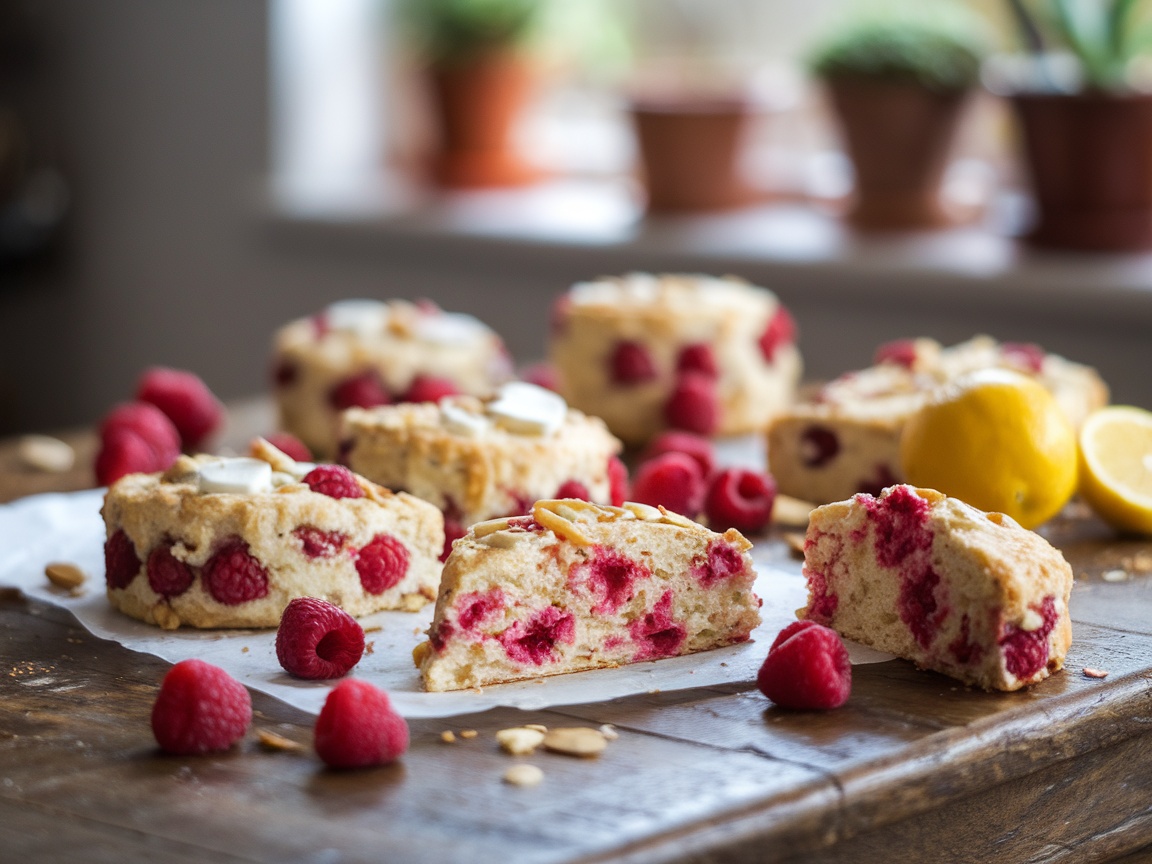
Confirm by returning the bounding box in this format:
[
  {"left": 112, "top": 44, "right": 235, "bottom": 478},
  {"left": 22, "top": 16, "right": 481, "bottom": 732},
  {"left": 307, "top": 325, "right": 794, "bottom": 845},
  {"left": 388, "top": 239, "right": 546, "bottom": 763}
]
[
  {"left": 826, "top": 78, "right": 969, "bottom": 231},
  {"left": 427, "top": 53, "right": 540, "bottom": 189},
  {"left": 630, "top": 98, "right": 760, "bottom": 213},
  {"left": 1012, "top": 92, "right": 1152, "bottom": 252}
]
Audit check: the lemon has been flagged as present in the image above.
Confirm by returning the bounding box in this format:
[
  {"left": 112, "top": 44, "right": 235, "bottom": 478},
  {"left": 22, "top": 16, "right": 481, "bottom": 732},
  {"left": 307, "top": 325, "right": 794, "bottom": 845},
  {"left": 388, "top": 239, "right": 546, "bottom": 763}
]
[
  {"left": 1078, "top": 405, "right": 1152, "bottom": 535},
  {"left": 899, "top": 368, "right": 1078, "bottom": 529}
]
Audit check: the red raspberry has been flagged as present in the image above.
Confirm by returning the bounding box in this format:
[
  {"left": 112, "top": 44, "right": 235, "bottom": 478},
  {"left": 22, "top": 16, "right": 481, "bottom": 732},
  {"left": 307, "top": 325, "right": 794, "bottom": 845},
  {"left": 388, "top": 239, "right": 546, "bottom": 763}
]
[
  {"left": 400, "top": 375, "right": 460, "bottom": 404},
  {"left": 100, "top": 402, "right": 182, "bottom": 463},
  {"left": 441, "top": 517, "right": 467, "bottom": 563},
  {"left": 147, "top": 543, "right": 194, "bottom": 598},
  {"left": 676, "top": 343, "right": 718, "bottom": 378},
  {"left": 276, "top": 597, "right": 365, "bottom": 680},
  {"left": 272, "top": 358, "right": 298, "bottom": 388},
  {"left": 293, "top": 526, "right": 348, "bottom": 559},
  {"left": 329, "top": 371, "right": 391, "bottom": 411},
  {"left": 1001, "top": 342, "right": 1046, "bottom": 374},
  {"left": 520, "top": 362, "right": 560, "bottom": 392},
  {"left": 607, "top": 456, "right": 629, "bottom": 507},
  {"left": 104, "top": 529, "right": 141, "bottom": 589},
  {"left": 95, "top": 429, "right": 166, "bottom": 487},
  {"left": 355, "top": 534, "right": 410, "bottom": 594},
  {"left": 704, "top": 468, "right": 776, "bottom": 535},
  {"left": 202, "top": 539, "right": 270, "bottom": 605},
  {"left": 314, "top": 678, "right": 409, "bottom": 769},
  {"left": 641, "top": 431, "right": 716, "bottom": 479},
  {"left": 555, "top": 479, "right": 591, "bottom": 500},
  {"left": 151, "top": 659, "right": 252, "bottom": 755},
  {"left": 631, "top": 451, "right": 706, "bottom": 518},
  {"left": 800, "top": 425, "right": 840, "bottom": 468},
  {"left": 663, "top": 372, "right": 719, "bottom": 436},
  {"left": 136, "top": 367, "right": 224, "bottom": 451},
  {"left": 262, "top": 432, "right": 312, "bottom": 462},
  {"left": 610, "top": 341, "right": 657, "bottom": 385},
  {"left": 873, "top": 339, "right": 919, "bottom": 368},
  {"left": 757, "top": 621, "right": 851, "bottom": 710},
  {"left": 302, "top": 464, "right": 365, "bottom": 499},
  {"left": 758, "top": 306, "right": 797, "bottom": 363}
]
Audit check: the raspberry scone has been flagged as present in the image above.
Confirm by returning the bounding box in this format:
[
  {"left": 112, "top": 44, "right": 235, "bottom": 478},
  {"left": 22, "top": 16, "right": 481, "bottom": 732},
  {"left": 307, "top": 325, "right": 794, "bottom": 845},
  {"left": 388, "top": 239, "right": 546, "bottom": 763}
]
[
  {"left": 341, "top": 382, "right": 625, "bottom": 559},
  {"left": 415, "top": 499, "right": 762, "bottom": 691},
  {"left": 549, "top": 273, "right": 802, "bottom": 445},
  {"left": 101, "top": 440, "right": 444, "bottom": 629},
  {"left": 272, "top": 298, "right": 512, "bottom": 458},
  {"left": 801, "top": 485, "right": 1073, "bottom": 692},
  {"left": 767, "top": 335, "right": 1109, "bottom": 505}
]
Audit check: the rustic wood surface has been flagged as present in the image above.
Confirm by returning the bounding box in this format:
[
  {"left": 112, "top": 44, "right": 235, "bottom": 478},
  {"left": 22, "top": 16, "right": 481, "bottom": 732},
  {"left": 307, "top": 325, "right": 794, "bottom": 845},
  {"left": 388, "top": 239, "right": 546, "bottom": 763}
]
[{"left": 3, "top": 411, "right": 1152, "bottom": 864}]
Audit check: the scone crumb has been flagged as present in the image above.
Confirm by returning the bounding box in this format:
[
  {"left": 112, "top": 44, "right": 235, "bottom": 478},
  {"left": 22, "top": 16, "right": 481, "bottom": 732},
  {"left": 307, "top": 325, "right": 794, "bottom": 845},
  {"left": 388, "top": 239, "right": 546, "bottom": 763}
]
[
  {"left": 44, "top": 563, "right": 86, "bottom": 592},
  {"left": 542, "top": 727, "right": 607, "bottom": 758},
  {"left": 599, "top": 724, "right": 619, "bottom": 741},
  {"left": 241, "top": 646, "right": 249, "bottom": 654},
  {"left": 365, "top": 641, "right": 375, "bottom": 655},
  {"left": 524, "top": 724, "right": 548, "bottom": 734},
  {"left": 364, "top": 624, "right": 383, "bottom": 633},
  {"left": 459, "top": 729, "right": 478, "bottom": 739},
  {"left": 440, "top": 730, "right": 457, "bottom": 744},
  {"left": 1083, "top": 667, "right": 1109, "bottom": 679},
  {"left": 503, "top": 764, "right": 544, "bottom": 787},
  {"left": 496, "top": 727, "right": 545, "bottom": 755},
  {"left": 256, "top": 728, "right": 306, "bottom": 752}
]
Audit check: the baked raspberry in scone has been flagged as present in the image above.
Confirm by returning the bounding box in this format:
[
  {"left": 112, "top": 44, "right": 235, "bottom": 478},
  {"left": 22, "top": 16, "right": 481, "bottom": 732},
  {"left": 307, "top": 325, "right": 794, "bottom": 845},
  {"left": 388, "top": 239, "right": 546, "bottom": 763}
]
[
  {"left": 341, "top": 382, "right": 625, "bottom": 560},
  {"left": 767, "top": 335, "right": 1109, "bottom": 505},
  {"left": 801, "top": 485, "right": 1073, "bottom": 692},
  {"left": 415, "top": 499, "right": 762, "bottom": 691},
  {"left": 272, "top": 298, "right": 512, "bottom": 458},
  {"left": 101, "top": 440, "right": 444, "bottom": 629},
  {"left": 549, "top": 273, "right": 802, "bottom": 446}
]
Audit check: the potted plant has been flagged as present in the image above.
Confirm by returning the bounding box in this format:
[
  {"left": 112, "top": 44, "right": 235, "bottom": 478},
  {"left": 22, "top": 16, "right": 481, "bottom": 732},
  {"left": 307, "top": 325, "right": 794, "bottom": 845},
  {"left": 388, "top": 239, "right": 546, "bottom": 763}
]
[
  {"left": 808, "top": 4, "right": 990, "bottom": 230},
  {"left": 1001, "top": 0, "right": 1152, "bottom": 251},
  {"left": 400, "top": 0, "right": 544, "bottom": 189}
]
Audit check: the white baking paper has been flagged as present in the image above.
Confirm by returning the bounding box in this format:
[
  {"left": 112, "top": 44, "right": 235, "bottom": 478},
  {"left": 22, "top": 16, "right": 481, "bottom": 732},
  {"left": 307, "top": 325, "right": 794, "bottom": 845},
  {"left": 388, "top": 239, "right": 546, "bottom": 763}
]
[{"left": 0, "top": 489, "right": 891, "bottom": 719}]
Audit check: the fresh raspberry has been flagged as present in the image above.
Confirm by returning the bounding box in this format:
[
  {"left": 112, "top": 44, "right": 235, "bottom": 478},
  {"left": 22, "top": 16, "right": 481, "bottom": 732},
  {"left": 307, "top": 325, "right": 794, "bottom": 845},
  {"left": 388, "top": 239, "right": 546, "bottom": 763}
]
[
  {"left": 151, "top": 659, "right": 252, "bottom": 755},
  {"left": 873, "top": 339, "right": 919, "bottom": 368},
  {"left": 314, "top": 678, "right": 409, "bottom": 769},
  {"left": 757, "top": 621, "right": 851, "bottom": 710},
  {"left": 1001, "top": 342, "right": 1046, "bottom": 374},
  {"left": 555, "top": 479, "right": 591, "bottom": 500},
  {"left": 758, "top": 306, "right": 797, "bottom": 363},
  {"left": 610, "top": 340, "right": 657, "bottom": 385},
  {"left": 400, "top": 375, "right": 460, "bottom": 404},
  {"left": 631, "top": 451, "right": 707, "bottom": 518},
  {"left": 262, "top": 432, "right": 312, "bottom": 463},
  {"left": 276, "top": 597, "right": 365, "bottom": 680},
  {"left": 676, "top": 343, "right": 718, "bottom": 378},
  {"left": 442, "top": 517, "right": 467, "bottom": 563},
  {"left": 520, "top": 362, "right": 560, "bottom": 392},
  {"left": 99, "top": 402, "right": 182, "bottom": 463},
  {"left": 95, "top": 429, "right": 166, "bottom": 487},
  {"left": 355, "top": 534, "right": 409, "bottom": 594},
  {"left": 663, "top": 372, "right": 719, "bottom": 436},
  {"left": 607, "top": 456, "right": 630, "bottom": 507},
  {"left": 104, "top": 529, "right": 141, "bottom": 589},
  {"left": 202, "top": 539, "right": 270, "bottom": 605},
  {"left": 302, "top": 464, "right": 365, "bottom": 499},
  {"left": 147, "top": 543, "right": 194, "bottom": 598},
  {"left": 641, "top": 431, "right": 716, "bottom": 479},
  {"left": 328, "top": 371, "right": 390, "bottom": 411},
  {"left": 704, "top": 468, "right": 777, "bottom": 535},
  {"left": 800, "top": 425, "right": 840, "bottom": 468},
  {"left": 293, "top": 526, "right": 348, "bottom": 559},
  {"left": 136, "top": 367, "right": 224, "bottom": 451},
  {"left": 272, "top": 358, "right": 299, "bottom": 388}
]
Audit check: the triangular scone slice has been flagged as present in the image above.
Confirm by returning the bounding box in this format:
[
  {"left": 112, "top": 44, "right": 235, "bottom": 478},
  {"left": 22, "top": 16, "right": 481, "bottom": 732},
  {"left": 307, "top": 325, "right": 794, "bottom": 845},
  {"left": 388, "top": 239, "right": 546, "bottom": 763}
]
[
  {"left": 416, "top": 499, "right": 762, "bottom": 692},
  {"left": 801, "top": 485, "right": 1073, "bottom": 691}
]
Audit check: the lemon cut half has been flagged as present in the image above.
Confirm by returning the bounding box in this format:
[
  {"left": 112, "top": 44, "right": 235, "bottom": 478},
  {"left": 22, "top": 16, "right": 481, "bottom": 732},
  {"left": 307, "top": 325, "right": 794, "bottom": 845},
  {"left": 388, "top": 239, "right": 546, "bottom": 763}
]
[{"left": 1079, "top": 405, "right": 1152, "bottom": 535}]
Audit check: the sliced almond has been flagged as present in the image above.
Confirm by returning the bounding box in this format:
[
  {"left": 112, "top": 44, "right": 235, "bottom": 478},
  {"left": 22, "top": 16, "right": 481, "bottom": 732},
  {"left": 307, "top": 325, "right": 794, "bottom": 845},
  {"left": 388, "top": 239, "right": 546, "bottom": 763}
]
[
  {"left": 656, "top": 507, "right": 699, "bottom": 530},
  {"left": 45, "top": 562, "right": 86, "bottom": 591},
  {"left": 503, "top": 764, "right": 544, "bottom": 787},
  {"left": 18, "top": 435, "right": 75, "bottom": 473},
  {"left": 496, "top": 727, "right": 545, "bottom": 755},
  {"left": 459, "top": 729, "right": 478, "bottom": 740},
  {"left": 533, "top": 505, "right": 591, "bottom": 546},
  {"left": 440, "top": 730, "right": 457, "bottom": 744},
  {"left": 473, "top": 517, "right": 512, "bottom": 538},
  {"left": 1083, "top": 667, "right": 1109, "bottom": 679},
  {"left": 256, "top": 728, "right": 306, "bottom": 752},
  {"left": 542, "top": 727, "right": 607, "bottom": 758},
  {"left": 623, "top": 502, "right": 662, "bottom": 521}
]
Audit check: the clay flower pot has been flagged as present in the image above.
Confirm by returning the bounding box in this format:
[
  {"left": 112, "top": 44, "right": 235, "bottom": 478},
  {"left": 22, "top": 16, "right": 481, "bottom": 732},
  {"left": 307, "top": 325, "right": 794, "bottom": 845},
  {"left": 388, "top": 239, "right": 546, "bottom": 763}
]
[
  {"left": 825, "top": 77, "right": 970, "bottom": 231},
  {"left": 427, "top": 52, "right": 540, "bottom": 189},
  {"left": 630, "top": 98, "right": 760, "bottom": 214},
  {"left": 1011, "top": 91, "right": 1152, "bottom": 252}
]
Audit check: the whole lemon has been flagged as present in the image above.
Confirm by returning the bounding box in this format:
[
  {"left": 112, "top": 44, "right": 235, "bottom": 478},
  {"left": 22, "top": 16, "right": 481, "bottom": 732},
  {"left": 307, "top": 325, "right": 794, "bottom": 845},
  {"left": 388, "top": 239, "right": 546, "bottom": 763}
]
[{"left": 899, "top": 368, "right": 1078, "bottom": 529}]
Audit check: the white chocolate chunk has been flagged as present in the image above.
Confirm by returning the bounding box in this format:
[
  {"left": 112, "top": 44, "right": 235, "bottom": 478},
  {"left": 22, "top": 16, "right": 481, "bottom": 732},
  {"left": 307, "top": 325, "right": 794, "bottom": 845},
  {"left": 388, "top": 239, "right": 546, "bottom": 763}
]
[
  {"left": 415, "top": 311, "right": 488, "bottom": 344},
  {"left": 325, "top": 299, "right": 389, "bottom": 337},
  {"left": 442, "top": 403, "right": 491, "bottom": 438},
  {"left": 486, "top": 382, "right": 567, "bottom": 436},
  {"left": 198, "top": 458, "right": 273, "bottom": 494}
]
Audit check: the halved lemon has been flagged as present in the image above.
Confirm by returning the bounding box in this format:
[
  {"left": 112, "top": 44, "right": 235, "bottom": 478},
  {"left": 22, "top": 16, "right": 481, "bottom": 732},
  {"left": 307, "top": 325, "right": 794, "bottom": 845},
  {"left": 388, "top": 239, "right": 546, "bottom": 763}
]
[{"left": 1078, "top": 405, "right": 1152, "bottom": 535}]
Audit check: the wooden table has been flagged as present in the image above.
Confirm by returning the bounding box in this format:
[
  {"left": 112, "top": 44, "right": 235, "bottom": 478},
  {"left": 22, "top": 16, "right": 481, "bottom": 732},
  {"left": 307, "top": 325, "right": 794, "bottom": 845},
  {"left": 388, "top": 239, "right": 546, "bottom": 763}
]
[{"left": 3, "top": 418, "right": 1152, "bottom": 864}]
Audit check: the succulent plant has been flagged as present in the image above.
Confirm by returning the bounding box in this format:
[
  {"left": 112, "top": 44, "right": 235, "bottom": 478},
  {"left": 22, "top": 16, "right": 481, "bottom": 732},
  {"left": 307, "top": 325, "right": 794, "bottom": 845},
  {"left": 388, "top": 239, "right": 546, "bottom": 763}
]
[{"left": 400, "top": 0, "right": 542, "bottom": 65}]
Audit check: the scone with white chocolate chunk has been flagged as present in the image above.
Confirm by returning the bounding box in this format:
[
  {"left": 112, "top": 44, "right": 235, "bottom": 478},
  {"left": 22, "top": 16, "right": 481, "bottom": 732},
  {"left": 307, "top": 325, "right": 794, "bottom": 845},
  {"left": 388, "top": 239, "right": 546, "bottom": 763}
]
[
  {"left": 272, "top": 298, "right": 512, "bottom": 458},
  {"left": 342, "top": 382, "right": 626, "bottom": 560},
  {"left": 801, "top": 485, "right": 1073, "bottom": 692},
  {"left": 768, "top": 335, "right": 1109, "bottom": 505},
  {"left": 101, "top": 440, "right": 444, "bottom": 629},
  {"left": 416, "top": 498, "right": 762, "bottom": 692},
  {"left": 549, "top": 273, "right": 802, "bottom": 446}
]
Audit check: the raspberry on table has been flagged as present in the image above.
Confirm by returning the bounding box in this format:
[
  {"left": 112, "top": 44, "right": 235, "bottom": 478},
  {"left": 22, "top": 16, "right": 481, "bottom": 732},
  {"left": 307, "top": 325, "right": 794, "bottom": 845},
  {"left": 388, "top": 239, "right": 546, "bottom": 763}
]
[
  {"left": 355, "top": 533, "right": 410, "bottom": 594},
  {"left": 151, "top": 659, "right": 252, "bottom": 755},
  {"left": 663, "top": 372, "right": 719, "bottom": 436},
  {"left": 262, "top": 432, "right": 312, "bottom": 463},
  {"left": 105, "top": 529, "right": 141, "bottom": 590},
  {"left": 400, "top": 375, "right": 460, "bottom": 404},
  {"left": 704, "top": 468, "right": 777, "bottom": 535},
  {"left": 758, "top": 306, "right": 797, "bottom": 363},
  {"left": 276, "top": 597, "right": 366, "bottom": 680},
  {"left": 202, "top": 539, "right": 270, "bottom": 605},
  {"left": 147, "top": 543, "right": 194, "bottom": 598},
  {"left": 641, "top": 431, "right": 716, "bottom": 479},
  {"left": 631, "top": 451, "right": 707, "bottom": 519},
  {"left": 329, "top": 371, "right": 391, "bottom": 411},
  {"left": 302, "top": 465, "right": 365, "bottom": 500},
  {"left": 757, "top": 620, "right": 851, "bottom": 710},
  {"left": 136, "top": 367, "right": 224, "bottom": 451},
  {"left": 313, "top": 678, "right": 409, "bottom": 769},
  {"left": 607, "top": 456, "right": 630, "bottom": 508},
  {"left": 610, "top": 340, "right": 657, "bottom": 385}
]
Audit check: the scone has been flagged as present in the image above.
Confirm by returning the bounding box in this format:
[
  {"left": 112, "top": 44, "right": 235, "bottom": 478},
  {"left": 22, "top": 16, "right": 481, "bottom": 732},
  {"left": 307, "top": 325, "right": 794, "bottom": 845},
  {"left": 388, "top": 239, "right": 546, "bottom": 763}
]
[
  {"left": 768, "top": 335, "right": 1109, "bottom": 505},
  {"left": 272, "top": 298, "right": 512, "bottom": 458},
  {"left": 801, "top": 484, "right": 1073, "bottom": 691},
  {"left": 341, "top": 382, "right": 626, "bottom": 559},
  {"left": 101, "top": 440, "right": 444, "bottom": 629},
  {"left": 416, "top": 498, "right": 762, "bottom": 691},
  {"left": 549, "top": 273, "right": 802, "bottom": 446}
]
